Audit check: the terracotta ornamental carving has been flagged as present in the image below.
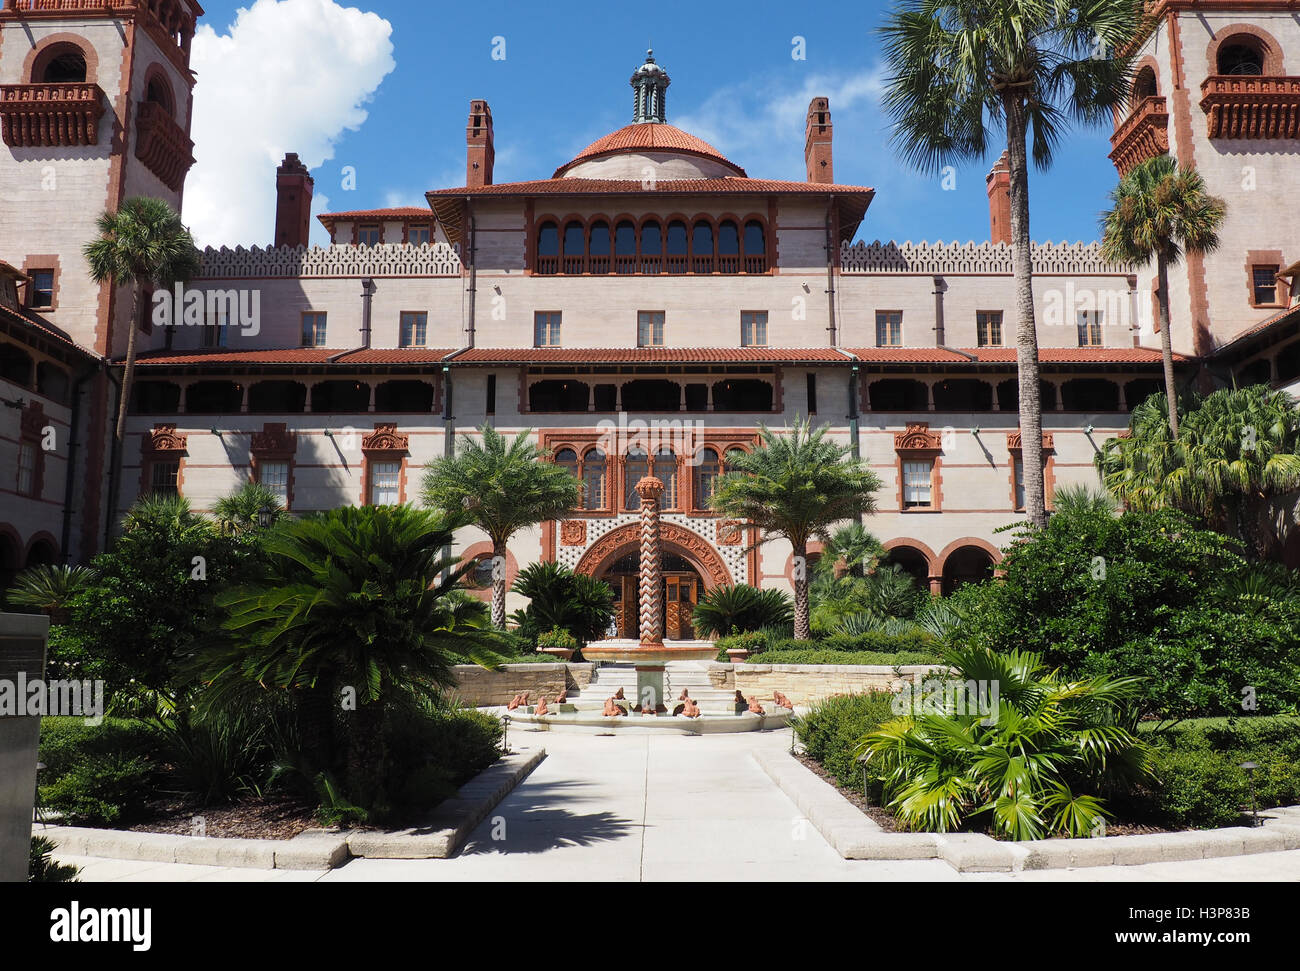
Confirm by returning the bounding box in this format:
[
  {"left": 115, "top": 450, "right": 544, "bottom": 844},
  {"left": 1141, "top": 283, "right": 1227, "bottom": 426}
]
[
  {"left": 894, "top": 422, "right": 942, "bottom": 452},
  {"left": 716, "top": 519, "right": 744, "bottom": 546},
  {"left": 1006, "top": 430, "right": 1054, "bottom": 451},
  {"left": 560, "top": 520, "right": 587, "bottom": 546},
  {"left": 635, "top": 475, "right": 665, "bottom": 646},
  {"left": 361, "top": 423, "right": 408, "bottom": 452},
  {"left": 147, "top": 424, "right": 188, "bottom": 453},
  {"left": 573, "top": 520, "right": 733, "bottom": 589}
]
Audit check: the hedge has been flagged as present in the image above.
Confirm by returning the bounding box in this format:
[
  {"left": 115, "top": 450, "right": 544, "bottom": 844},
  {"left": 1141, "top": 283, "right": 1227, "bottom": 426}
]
[
  {"left": 793, "top": 692, "right": 898, "bottom": 792},
  {"left": 743, "top": 649, "right": 942, "bottom": 666}
]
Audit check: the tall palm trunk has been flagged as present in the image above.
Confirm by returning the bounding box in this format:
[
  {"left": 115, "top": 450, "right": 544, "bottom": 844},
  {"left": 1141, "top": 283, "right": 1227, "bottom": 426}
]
[
  {"left": 793, "top": 538, "right": 810, "bottom": 640},
  {"left": 1155, "top": 251, "right": 1179, "bottom": 438},
  {"left": 491, "top": 539, "right": 507, "bottom": 629},
  {"left": 105, "top": 285, "right": 142, "bottom": 543},
  {"left": 1003, "top": 91, "right": 1048, "bottom": 528}
]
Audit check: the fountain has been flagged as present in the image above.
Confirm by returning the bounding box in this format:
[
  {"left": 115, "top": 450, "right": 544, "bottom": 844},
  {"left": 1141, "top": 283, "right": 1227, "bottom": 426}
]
[{"left": 503, "top": 476, "right": 792, "bottom": 735}]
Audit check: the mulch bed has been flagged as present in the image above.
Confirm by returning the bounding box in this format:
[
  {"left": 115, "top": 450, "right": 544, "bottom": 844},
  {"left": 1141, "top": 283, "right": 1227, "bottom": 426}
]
[
  {"left": 794, "top": 752, "right": 1175, "bottom": 838},
  {"left": 123, "top": 792, "right": 322, "bottom": 841}
]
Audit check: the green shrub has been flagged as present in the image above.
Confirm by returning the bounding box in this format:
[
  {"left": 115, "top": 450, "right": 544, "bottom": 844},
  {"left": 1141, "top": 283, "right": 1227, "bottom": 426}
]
[
  {"left": 384, "top": 704, "right": 503, "bottom": 811},
  {"left": 537, "top": 627, "right": 578, "bottom": 651},
  {"left": 29, "top": 837, "right": 80, "bottom": 883},
  {"left": 42, "top": 754, "right": 155, "bottom": 826},
  {"left": 1116, "top": 716, "right": 1300, "bottom": 828},
  {"left": 794, "top": 692, "right": 897, "bottom": 791},
  {"left": 693, "top": 584, "right": 793, "bottom": 637},
  {"left": 817, "top": 630, "right": 939, "bottom": 654},
  {"left": 746, "top": 649, "right": 943, "bottom": 666}
]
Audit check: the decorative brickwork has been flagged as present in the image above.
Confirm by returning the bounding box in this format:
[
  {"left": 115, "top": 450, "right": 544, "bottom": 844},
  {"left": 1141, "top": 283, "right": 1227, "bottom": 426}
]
[
  {"left": 1201, "top": 76, "right": 1300, "bottom": 140},
  {"left": 196, "top": 242, "right": 462, "bottom": 280},
  {"left": 635, "top": 475, "right": 665, "bottom": 646},
  {"left": 134, "top": 99, "right": 194, "bottom": 191},
  {"left": 1109, "top": 96, "right": 1170, "bottom": 175},
  {"left": 560, "top": 519, "right": 587, "bottom": 546},
  {"left": 840, "top": 239, "right": 1129, "bottom": 274}
]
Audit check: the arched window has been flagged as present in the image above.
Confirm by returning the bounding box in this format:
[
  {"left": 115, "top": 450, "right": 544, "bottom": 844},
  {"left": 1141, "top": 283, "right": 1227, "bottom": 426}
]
[
  {"left": 691, "top": 220, "right": 714, "bottom": 273},
  {"left": 615, "top": 220, "right": 637, "bottom": 274},
  {"left": 555, "top": 448, "right": 579, "bottom": 484},
  {"left": 717, "top": 220, "right": 740, "bottom": 273},
  {"left": 743, "top": 220, "right": 767, "bottom": 272},
  {"left": 146, "top": 75, "right": 174, "bottom": 115},
  {"left": 536, "top": 221, "right": 559, "bottom": 274},
  {"left": 624, "top": 448, "right": 649, "bottom": 510},
  {"left": 666, "top": 220, "right": 688, "bottom": 273},
  {"left": 1218, "top": 39, "right": 1265, "bottom": 76},
  {"left": 562, "top": 220, "right": 585, "bottom": 274},
  {"left": 640, "top": 220, "right": 662, "bottom": 274},
  {"left": 589, "top": 220, "right": 611, "bottom": 274},
  {"left": 695, "top": 447, "right": 720, "bottom": 509},
  {"left": 39, "top": 47, "right": 87, "bottom": 84},
  {"left": 582, "top": 448, "right": 606, "bottom": 510},
  {"left": 1132, "top": 66, "right": 1157, "bottom": 102},
  {"left": 654, "top": 448, "right": 677, "bottom": 507}
]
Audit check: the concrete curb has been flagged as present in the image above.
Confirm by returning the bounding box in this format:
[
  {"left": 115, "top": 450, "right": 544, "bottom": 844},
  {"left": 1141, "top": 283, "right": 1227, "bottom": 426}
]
[
  {"left": 344, "top": 747, "right": 545, "bottom": 859},
  {"left": 753, "top": 746, "right": 1300, "bottom": 872},
  {"left": 35, "top": 746, "right": 546, "bottom": 870}
]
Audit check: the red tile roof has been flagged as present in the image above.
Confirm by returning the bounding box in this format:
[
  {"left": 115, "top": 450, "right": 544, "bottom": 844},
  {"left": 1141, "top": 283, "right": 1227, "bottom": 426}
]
[
  {"left": 1208, "top": 304, "right": 1300, "bottom": 356},
  {"left": 427, "top": 176, "right": 873, "bottom": 198},
  {"left": 0, "top": 303, "right": 97, "bottom": 358},
  {"left": 317, "top": 208, "right": 433, "bottom": 230},
  {"left": 339, "top": 348, "right": 455, "bottom": 364},
  {"left": 134, "top": 347, "right": 346, "bottom": 365},
  {"left": 555, "top": 123, "right": 745, "bottom": 177},
  {"left": 451, "top": 347, "right": 853, "bottom": 365},
  {"left": 843, "top": 346, "right": 1181, "bottom": 365}
]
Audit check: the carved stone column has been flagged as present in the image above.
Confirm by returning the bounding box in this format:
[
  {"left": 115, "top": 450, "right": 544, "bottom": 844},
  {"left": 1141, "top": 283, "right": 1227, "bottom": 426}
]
[{"left": 636, "top": 474, "right": 664, "bottom": 646}]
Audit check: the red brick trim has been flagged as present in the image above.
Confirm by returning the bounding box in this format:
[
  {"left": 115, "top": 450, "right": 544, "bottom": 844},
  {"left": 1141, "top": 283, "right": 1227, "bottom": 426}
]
[
  {"left": 20, "top": 255, "right": 60, "bottom": 312},
  {"left": 1246, "top": 250, "right": 1288, "bottom": 308},
  {"left": 138, "top": 423, "right": 188, "bottom": 499},
  {"left": 1205, "top": 22, "right": 1285, "bottom": 76},
  {"left": 935, "top": 536, "right": 1004, "bottom": 576},
  {"left": 1007, "top": 430, "right": 1056, "bottom": 511},
  {"left": 22, "top": 530, "right": 59, "bottom": 565},
  {"left": 23, "top": 33, "right": 100, "bottom": 84},
  {"left": 893, "top": 422, "right": 943, "bottom": 512},
  {"left": 458, "top": 539, "right": 519, "bottom": 604},
  {"left": 16, "top": 400, "right": 46, "bottom": 498},
  {"left": 360, "top": 422, "right": 409, "bottom": 505},
  {"left": 249, "top": 422, "right": 297, "bottom": 511}
]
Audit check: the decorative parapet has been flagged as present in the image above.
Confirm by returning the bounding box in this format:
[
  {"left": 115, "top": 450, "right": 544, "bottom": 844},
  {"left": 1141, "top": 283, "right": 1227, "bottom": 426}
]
[
  {"left": 196, "top": 241, "right": 463, "bottom": 280},
  {"left": 1200, "top": 75, "right": 1300, "bottom": 140},
  {"left": 134, "top": 99, "right": 194, "bottom": 191},
  {"left": 840, "top": 239, "right": 1128, "bottom": 275},
  {"left": 1109, "top": 95, "right": 1169, "bottom": 175},
  {"left": 0, "top": 83, "right": 104, "bottom": 148}
]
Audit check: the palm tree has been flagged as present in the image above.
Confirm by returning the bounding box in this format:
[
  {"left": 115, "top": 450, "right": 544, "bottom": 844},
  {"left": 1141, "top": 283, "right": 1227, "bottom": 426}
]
[
  {"left": 212, "top": 482, "right": 285, "bottom": 535},
  {"left": 879, "top": 0, "right": 1144, "bottom": 528},
  {"left": 205, "top": 505, "right": 501, "bottom": 808},
  {"left": 818, "top": 522, "right": 885, "bottom": 578},
  {"left": 84, "top": 198, "right": 202, "bottom": 541},
  {"left": 421, "top": 424, "right": 581, "bottom": 629},
  {"left": 1100, "top": 155, "right": 1225, "bottom": 437},
  {"left": 711, "top": 419, "right": 881, "bottom": 640},
  {"left": 4, "top": 564, "right": 96, "bottom": 625},
  {"left": 1098, "top": 385, "right": 1300, "bottom": 559}
]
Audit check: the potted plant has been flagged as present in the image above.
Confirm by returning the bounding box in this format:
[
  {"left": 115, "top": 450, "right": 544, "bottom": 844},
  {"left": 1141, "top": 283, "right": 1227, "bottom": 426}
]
[
  {"left": 720, "top": 630, "right": 766, "bottom": 664},
  {"left": 537, "top": 626, "right": 578, "bottom": 662}
]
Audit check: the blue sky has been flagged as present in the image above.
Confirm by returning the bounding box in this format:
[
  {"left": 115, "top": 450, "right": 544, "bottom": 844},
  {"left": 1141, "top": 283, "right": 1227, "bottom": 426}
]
[{"left": 187, "top": 0, "right": 1123, "bottom": 248}]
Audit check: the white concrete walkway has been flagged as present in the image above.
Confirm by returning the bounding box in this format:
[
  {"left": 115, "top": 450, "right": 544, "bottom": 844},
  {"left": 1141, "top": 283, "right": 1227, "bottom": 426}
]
[{"left": 52, "top": 730, "right": 1300, "bottom": 882}]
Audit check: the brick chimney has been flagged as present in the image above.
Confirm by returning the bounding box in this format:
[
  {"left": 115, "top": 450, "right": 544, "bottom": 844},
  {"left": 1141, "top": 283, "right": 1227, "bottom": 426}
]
[
  {"left": 466, "top": 100, "right": 494, "bottom": 188},
  {"left": 986, "top": 151, "right": 1011, "bottom": 245},
  {"left": 804, "top": 97, "right": 833, "bottom": 184},
  {"left": 274, "top": 153, "right": 314, "bottom": 248}
]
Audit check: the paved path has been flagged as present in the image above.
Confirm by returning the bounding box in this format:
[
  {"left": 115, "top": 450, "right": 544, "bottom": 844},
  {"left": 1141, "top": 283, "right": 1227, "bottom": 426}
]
[{"left": 52, "top": 730, "right": 1300, "bottom": 882}]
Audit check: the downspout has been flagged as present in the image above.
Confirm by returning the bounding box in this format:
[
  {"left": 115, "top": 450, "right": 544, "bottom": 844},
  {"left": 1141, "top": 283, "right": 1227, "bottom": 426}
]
[
  {"left": 60, "top": 363, "right": 97, "bottom": 562},
  {"left": 359, "top": 276, "right": 375, "bottom": 348},
  {"left": 825, "top": 197, "right": 837, "bottom": 346},
  {"left": 836, "top": 349, "right": 861, "bottom": 461},
  {"left": 932, "top": 274, "right": 945, "bottom": 346},
  {"left": 101, "top": 365, "right": 122, "bottom": 551}
]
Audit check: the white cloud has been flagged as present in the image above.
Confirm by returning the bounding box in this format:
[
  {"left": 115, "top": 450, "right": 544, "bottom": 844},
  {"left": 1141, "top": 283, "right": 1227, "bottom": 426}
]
[{"left": 184, "top": 0, "right": 396, "bottom": 248}]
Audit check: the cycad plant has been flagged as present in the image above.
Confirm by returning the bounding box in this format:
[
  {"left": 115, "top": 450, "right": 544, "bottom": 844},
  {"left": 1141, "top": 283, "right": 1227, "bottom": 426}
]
[
  {"left": 1100, "top": 154, "right": 1225, "bottom": 436},
  {"left": 421, "top": 425, "right": 581, "bottom": 628},
  {"left": 879, "top": 0, "right": 1144, "bottom": 526},
  {"left": 858, "top": 643, "right": 1153, "bottom": 840},
  {"left": 507, "top": 561, "right": 614, "bottom": 648},
  {"left": 212, "top": 482, "right": 286, "bottom": 535},
  {"left": 691, "top": 584, "right": 794, "bottom": 638},
  {"left": 4, "top": 564, "right": 96, "bottom": 624},
  {"left": 711, "top": 419, "right": 880, "bottom": 639}
]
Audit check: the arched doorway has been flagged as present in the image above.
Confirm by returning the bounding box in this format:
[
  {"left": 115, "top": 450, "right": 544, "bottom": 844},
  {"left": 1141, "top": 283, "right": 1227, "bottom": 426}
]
[
  {"left": 598, "top": 551, "right": 705, "bottom": 640},
  {"left": 941, "top": 544, "right": 997, "bottom": 594},
  {"left": 0, "top": 529, "right": 21, "bottom": 597}
]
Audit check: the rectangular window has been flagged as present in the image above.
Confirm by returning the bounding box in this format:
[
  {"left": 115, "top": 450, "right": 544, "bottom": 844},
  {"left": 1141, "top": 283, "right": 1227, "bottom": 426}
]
[
  {"left": 357, "top": 224, "right": 381, "bottom": 247},
  {"left": 1013, "top": 456, "right": 1025, "bottom": 511},
  {"left": 534, "top": 311, "right": 562, "bottom": 347},
  {"left": 370, "top": 461, "right": 401, "bottom": 506},
  {"left": 16, "top": 442, "right": 36, "bottom": 496},
  {"left": 638, "top": 311, "right": 665, "bottom": 347},
  {"left": 486, "top": 374, "right": 496, "bottom": 415},
  {"left": 876, "top": 311, "right": 902, "bottom": 347},
  {"left": 902, "top": 460, "right": 933, "bottom": 508},
  {"left": 806, "top": 373, "right": 818, "bottom": 414},
  {"left": 28, "top": 269, "right": 54, "bottom": 309},
  {"left": 408, "top": 225, "right": 431, "bottom": 246},
  {"left": 150, "top": 461, "right": 180, "bottom": 496},
  {"left": 301, "top": 312, "right": 327, "bottom": 347},
  {"left": 1253, "top": 265, "right": 1280, "bottom": 305},
  {"left": 1076, "top": 310, "right": 1104, "bottom": 347},
  {"left": 201, "top": 310, "right": 229, "bottom": 348},
  {"left": 399, "top": 311, "right": 427, "bottom": 348},
  {"left": 258, "top": 460, "right": 290, "bottom": 505},
  {"left": 741, "top": 311, "right": 768, "bottom": 347},
  {"left": 976, "top": 311, "right": 1003, "bottom": 347}
]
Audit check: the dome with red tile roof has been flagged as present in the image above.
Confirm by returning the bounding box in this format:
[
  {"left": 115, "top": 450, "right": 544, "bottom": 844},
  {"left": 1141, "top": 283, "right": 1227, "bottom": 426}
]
[{"left": 555, "top": 122, "right": 745, "bottom": 179}]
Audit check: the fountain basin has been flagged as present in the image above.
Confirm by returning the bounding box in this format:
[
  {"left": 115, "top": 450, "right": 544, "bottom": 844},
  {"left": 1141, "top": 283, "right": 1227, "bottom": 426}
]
[
  {"left": 502, "top": 706, "right": 793, "bottom": 736},
  {"left": 582, "top": 639, "right": 718, "bottom": 663}
]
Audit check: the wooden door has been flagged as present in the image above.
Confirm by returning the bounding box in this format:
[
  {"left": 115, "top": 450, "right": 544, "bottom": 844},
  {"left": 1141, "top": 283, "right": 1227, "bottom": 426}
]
[{"left": 619, "top": 576, "right": 638, "bottom": 639}]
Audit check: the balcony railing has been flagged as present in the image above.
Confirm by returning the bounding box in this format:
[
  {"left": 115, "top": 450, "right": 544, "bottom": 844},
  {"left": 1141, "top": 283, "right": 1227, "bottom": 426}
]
[
  {"left": 1108, "top": 95, "right": 1169, "bottom": 174},
  {"left": 0, "top": 83, "right": 104, "bottom": 148},
  {"left": 1200, "top": 75, "right": 1300, "bottom": 140},
  {"left": 134, "top": 99, "right": 195, "bottom": 191},
  {"left": 533, "top": 252, "right": 768, "bottom": 275}
]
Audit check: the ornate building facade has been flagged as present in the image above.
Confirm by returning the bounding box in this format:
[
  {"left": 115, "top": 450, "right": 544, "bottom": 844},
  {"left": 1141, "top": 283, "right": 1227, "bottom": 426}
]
[{"left": 3, "top": 1, "right": 1299, "bottom": 624}]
